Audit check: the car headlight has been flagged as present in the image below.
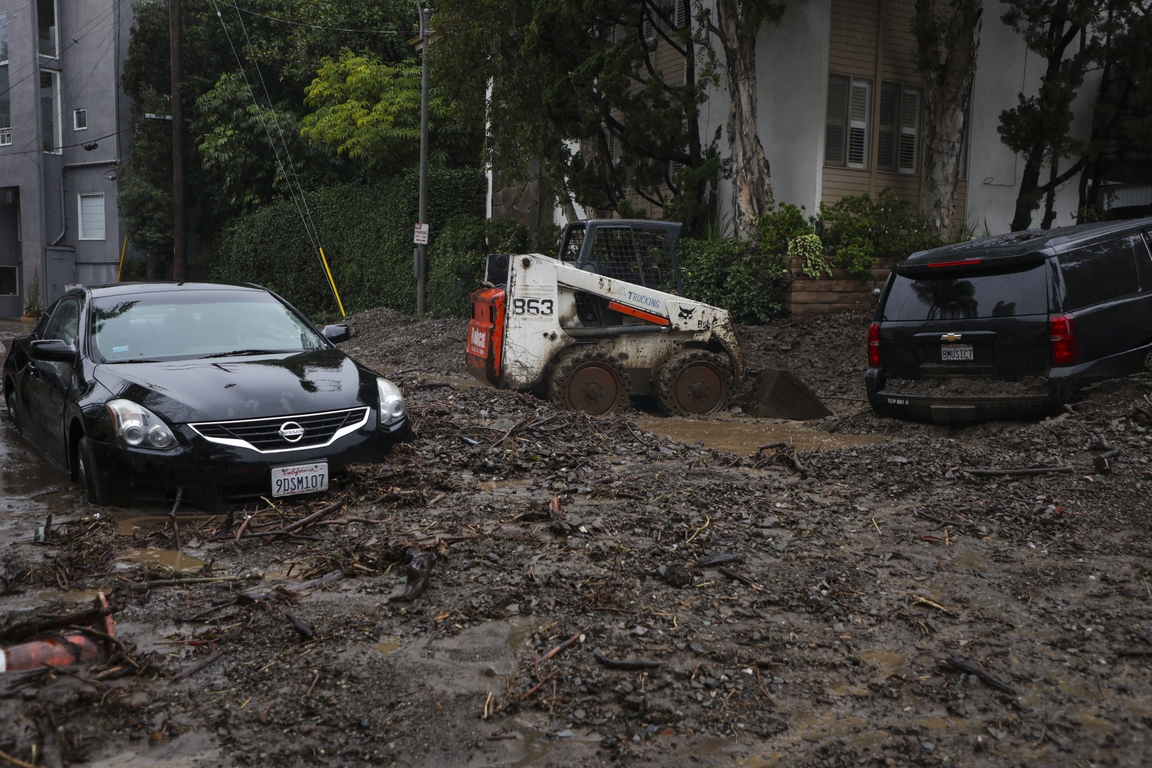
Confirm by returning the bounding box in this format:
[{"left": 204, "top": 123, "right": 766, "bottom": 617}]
[
  {"left": 377, "top": 378, "right": 407, "bottom": 426},
  {"left": 107, "top": 399, "right": 177, "bottom": 450}
]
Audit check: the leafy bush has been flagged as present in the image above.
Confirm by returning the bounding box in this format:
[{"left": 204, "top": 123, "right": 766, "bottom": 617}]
[
  {"left": 818, "top": 189, "right": 943, "bottom": 276},
  {"left": 428, "top": 215, "right": 529, "bottom": 318},
  {"left": 677, "top": 237, "right": 786, "bottom": 324},
  {"left": 209, "top": 167, "right": 485, "bottom": 320}
]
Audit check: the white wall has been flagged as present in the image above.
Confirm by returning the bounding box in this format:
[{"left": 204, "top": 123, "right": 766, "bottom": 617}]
[{"left": 962, "top": 0, "right": 1098, "bottom": 234}]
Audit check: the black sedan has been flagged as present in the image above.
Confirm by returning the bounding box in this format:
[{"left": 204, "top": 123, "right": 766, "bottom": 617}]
[{"left": 2, "top": 282, "right": 412, "bottom": 509}]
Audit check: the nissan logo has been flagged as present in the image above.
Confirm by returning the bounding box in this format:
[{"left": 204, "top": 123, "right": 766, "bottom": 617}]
[{"left": 279, "top": 422, "right": 305, "bottom": 442}]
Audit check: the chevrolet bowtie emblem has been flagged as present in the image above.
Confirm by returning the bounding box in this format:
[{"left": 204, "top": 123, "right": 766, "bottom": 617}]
[{"left": 941, "top": 333, "right": 963, "bottom": 342}]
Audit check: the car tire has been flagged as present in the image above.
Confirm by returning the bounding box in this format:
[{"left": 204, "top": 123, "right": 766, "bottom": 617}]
[
  {"left": 547, "top": 347, "right": 630, "bottom": 415},
  {"left": 656, "top": 349, "right": 733, "bottom": 416},
  {"left": 77, "top": 436, "right": 107, "bottom": 506},
  {"left": 4, "top": 387, "right": 17, "bottom": 431}
]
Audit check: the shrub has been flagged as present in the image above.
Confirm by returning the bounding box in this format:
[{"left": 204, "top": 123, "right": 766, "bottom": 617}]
[
  {"left": 428, "top": 215, "right": 529, "bottom": 318},
  {"left": 209, "top": 167, "right": 485, "bottom": 320},
  {"left": 677, "top": 237, "right": 786, "bottom": 324},
  {"left": 818, "top": 189, "right": 943, "bottom": 276}
]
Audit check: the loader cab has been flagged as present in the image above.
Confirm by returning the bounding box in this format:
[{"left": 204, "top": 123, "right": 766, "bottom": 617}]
[{"left": 559, "top": 220, "right": 684, "bottom": 295}]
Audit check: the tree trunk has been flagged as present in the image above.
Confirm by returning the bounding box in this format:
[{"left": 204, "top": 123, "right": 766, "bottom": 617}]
[
  {"left": 1010, "top": 145, "right": 1045, "bottom": 231},
  {"left": 916, "top": 0, "right": 982, "bottom": 241},
  {"left": 715, "top": 0, "right": 773, "bottom": 242}
]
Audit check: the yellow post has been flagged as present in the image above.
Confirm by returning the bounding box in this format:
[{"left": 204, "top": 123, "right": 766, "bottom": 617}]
[
  {"left": 116, "top": 236, "right": 128, "bottom": 282},
  {"left": 318, "top": 247, "right": 346, "bottom": 317}
]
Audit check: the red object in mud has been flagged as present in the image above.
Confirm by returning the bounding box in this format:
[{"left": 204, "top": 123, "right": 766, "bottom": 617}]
[
  {"left": 466, "top": 286, "right": 506, "bottom": 387},
  {"left": 0, "top": 593, "right": 115, "bottom": 673}
]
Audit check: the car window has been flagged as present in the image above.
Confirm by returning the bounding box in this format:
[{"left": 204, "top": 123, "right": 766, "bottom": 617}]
[
  {"left": 91, "top": 291, "right": 326, "bottom": 362},
  {"left": 43, "top": 298, "right": 80, "bottom": 347},
  {"left": 882, "top": 264, "right": 1049, "bottom": 321},
  {"left": 1057, "top": 238, "right": 1140, "bottom": 310}
]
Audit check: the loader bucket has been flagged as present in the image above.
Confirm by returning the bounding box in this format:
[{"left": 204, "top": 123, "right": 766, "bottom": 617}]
[{"left": 743, "top": 369, "right": 833, "bottom": 420}]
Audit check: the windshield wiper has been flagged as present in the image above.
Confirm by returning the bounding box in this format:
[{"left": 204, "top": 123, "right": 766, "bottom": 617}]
[{"left": 200, "top": 349, "right": 285, "bottom": 359}]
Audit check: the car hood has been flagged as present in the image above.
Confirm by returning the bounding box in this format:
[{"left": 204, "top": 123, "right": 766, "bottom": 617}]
[{"left": 92, "top": 349, "right": 378, "bottom": 424}]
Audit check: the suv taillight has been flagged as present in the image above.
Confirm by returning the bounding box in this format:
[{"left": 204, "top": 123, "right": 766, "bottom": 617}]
[
  {"left": 1050, "top": 314, "right": 1077, "bottom": 366},
  {"left": 868, "top": 322, "right": 881, "bottom": 368}
]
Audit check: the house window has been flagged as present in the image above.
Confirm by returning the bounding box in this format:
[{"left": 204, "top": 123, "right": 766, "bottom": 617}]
[
  {"left": 826, "top": 75, "right": 871, "bottom": 169},
  {"left": 878, "top": 82, "right": 922, "bottom": 174},
  {"left": 0, "top": 265, "right": 16, "bottom": 296},
  {"left": 0, "top": 13, "right": 9, "bottom": 147},
  {"left": 79, "top": 194, "right": 105, "bottom": 240},
  {"left": 74, "top": 109, "right": 87, "bottom": 131},
  {"left": 38, "top": 0, "right": 58, "bottom": 58},
  {"left": 41, "top": 71, "right": 61, "bottom": 153}
]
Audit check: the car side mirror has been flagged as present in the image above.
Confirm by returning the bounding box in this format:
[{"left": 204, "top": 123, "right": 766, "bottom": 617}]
[
  {"left": 29, "top": 339, "right": 78, "bottom": 364},
  {"left": 322, "top": 324, "right": 352, "bottom": 343}
]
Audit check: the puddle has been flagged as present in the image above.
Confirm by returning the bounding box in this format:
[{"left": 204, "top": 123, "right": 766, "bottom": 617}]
[
  {"left": 949, "top": 549, "right": 985, "bottom": 568},
  {"left": 116, "top": 548, "right": 206, "bottom": 572},
  {"left": 0, "top": 416, "right": 86, "bottom": 546},
  {"left": 855, "top": 649, "right": 911, "bottom": 678},
  {"left": 376, "top": 638, "right": 400, "bottom": 657},
  {"left": 634, "top": 415, "right": 884, "bottom": 455},
  {"left": 116, "top": 515, "right": 218, "bottom": 535}
]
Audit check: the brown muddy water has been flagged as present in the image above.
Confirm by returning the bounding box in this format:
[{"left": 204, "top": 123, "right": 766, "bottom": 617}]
[{"left": 634, "top": 415, "right": 885, "bottom": 454}]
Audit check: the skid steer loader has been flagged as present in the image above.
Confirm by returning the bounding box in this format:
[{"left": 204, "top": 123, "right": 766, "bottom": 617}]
[{"left": 465, "top": 220, "right": 830, "bottom": 419}]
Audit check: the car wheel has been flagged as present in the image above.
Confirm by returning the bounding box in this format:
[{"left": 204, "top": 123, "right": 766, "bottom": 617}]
[
  {"left": 77, "top": 436, "right": 107, "bottom": 506},
  {"left": 547, "top": 348, "right": 630, "bottom": 415},
  {"left": 4, "top": 388, "right": 18, "bottom": 431},
  {"left": 656, "top": 349, "right": 732, "bottom": 416}
]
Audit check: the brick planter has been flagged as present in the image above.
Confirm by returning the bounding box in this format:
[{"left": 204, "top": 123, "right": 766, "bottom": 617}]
[{"left": 782, "top": 265, "right": 890, "bottom": 317}]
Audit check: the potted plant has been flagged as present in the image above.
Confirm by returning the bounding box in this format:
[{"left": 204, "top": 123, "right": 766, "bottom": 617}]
[{"left": 22, "top": 267, "right": 43, "bottom": 321}]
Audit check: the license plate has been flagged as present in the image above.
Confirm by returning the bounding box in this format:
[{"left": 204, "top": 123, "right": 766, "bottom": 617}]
[
  {"left": 271, "top": 462, "right": 328, "bottom": 498},
  {"left": 941, "top": 344, "right": 974, "bottom": 361}
]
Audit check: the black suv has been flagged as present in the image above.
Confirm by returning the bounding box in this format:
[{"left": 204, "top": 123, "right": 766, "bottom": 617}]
[{"left": 867, "top": 218, "right": 1152, "bottom": 423}]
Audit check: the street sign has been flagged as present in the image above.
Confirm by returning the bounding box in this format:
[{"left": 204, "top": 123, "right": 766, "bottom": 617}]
[{"left": 414, "top": 223, "right": 429, "bottom": 245}]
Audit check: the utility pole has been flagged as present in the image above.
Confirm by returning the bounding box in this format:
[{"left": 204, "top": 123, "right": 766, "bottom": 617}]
[
  {"left": 416, "top": 5, "right": 430, "bottom": 317},
  {"left": 170, "top": 0, "right": 187, "bottom": 281}
]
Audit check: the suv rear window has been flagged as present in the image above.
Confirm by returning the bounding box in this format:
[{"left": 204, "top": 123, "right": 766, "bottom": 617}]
[{"left": 882, "top": 264, "right": 1049, "bottom": 321}]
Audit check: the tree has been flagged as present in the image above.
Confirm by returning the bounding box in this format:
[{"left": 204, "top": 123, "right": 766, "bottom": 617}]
[
  {"left": 1077, "top": 4, "right": 1152, "bottom": 218},
  {"left": 119, "top": 0, "right": 424, "bottom": 272},
  {"left": 997, "top": 0, "right": 1101, "bottom": 231},
  {"left": 694, "top": 0, "right": 787, "bottom": 241},
  {"left": 430, "top": 0, "right": 720, "bottom": 234},
  {"left": 913, "top": 0, "right": 983, "bottom": 240}
]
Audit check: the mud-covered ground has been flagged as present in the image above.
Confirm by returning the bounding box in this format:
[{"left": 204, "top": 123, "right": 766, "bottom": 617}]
[{"left": 2, "top": 310, "right": 1151, "bottom": 768}]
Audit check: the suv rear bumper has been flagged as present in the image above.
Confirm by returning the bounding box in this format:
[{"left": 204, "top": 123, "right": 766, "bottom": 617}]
[{"left": 866, "top": 369, "right": 1059, "bottom": 423}]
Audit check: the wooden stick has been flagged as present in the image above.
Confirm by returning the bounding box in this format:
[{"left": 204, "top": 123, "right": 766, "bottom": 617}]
[
  {"left": 718, "top": 566, "right": 763, "bottom": 592},
  {"left": 0, "top": 748, "right": 38, "bottom": 768},
  {"left": 170, "top": 648, "right": 222, "bottom": 683},
  {"left": 540, "top": 633, "right": 582, "bottom": 663}
]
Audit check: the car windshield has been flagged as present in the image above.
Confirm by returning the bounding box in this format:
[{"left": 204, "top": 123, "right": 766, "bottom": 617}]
[
  {"left": 90, "top": 291, "right": 325, "bottom": 362},
  {"left": 882, "top": 264, "right": 1049, "bottom": 321}
]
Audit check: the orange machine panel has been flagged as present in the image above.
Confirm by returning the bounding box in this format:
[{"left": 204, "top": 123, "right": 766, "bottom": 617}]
[{"left": 466, "top": 287, "right": 506, "bottom": 386}]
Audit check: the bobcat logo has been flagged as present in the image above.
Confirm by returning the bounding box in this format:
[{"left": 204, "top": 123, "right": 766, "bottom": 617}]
[{"left": 678, "top": 307, "right": 696, "bottom": 320}]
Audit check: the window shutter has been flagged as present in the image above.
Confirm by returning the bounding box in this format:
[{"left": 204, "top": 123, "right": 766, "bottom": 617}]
[
  {"left": 825, "top": 75, "right": 849, "bottom": 167},
  {"left": 898, "top": 87, "right": 921, "bottom": 173},
  {"left": 877, "top": 82, "right": 899, "bottom": 172},
  {"left": 847, "top": 79, "right": 870, "bottom": 168},
  {"left": 675, "top": 0, "right": 688, "bottom": 28}
]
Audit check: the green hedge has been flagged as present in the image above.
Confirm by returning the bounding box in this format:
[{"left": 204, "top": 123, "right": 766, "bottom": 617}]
[
  {"left": 428, "top": 215, "right": 529, "bottom": 318},
  {"left": 209, "top": 168, "right": 486, "bottom": 319}
]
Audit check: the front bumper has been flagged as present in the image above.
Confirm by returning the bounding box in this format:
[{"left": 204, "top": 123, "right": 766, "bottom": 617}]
[
  {"left": 865, "top": 369, "right": 1059, "bottom": 424},
  {"left": 89, "top": 417, "right": 412, "bottom": 508}
]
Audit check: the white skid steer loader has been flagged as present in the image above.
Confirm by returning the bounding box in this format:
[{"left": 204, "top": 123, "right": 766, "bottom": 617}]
[{"left": 465, "top": 220, "right": 830, "bottom": 419}]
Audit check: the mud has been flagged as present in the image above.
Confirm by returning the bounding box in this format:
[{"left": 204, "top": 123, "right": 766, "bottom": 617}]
[{"left": 2, "top": 308, "right": 1151, "bottom": 767}]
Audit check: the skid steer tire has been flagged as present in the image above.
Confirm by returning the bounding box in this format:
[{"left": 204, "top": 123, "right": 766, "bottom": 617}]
[
  {"left": 548, "top": 348, "right": 630, "bottom": 415},
  {"left": 656, "top": 349, "right": 733, "bottom": 417}
]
